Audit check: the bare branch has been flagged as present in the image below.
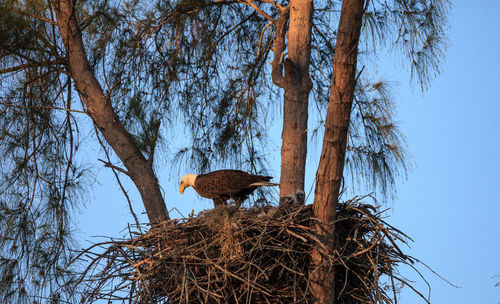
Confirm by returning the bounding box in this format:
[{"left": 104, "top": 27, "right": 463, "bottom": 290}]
[
  {"left": 11, "top": 8, "right": 58, "bottom": 25},
  {"left": 312, "top": 22, "right": 335, "bottom": 54},
  {"left": 98, "top": 159, "right": 130, "bottom": 176},
  {"left": 0, "top": 101, "right": 88, "bottom": 115},
  {"left": 0, "top": 59, "right": 64, "bottom": 74},
  {"left": 238, "top": 0, "right": 275, "bottom": 22},
  {"left": 95, "top": 128, "right": 142, "bottom": 232},
  {"left": 257, "top": 21, "right": 273, "bottom": 57},
  {"left": 258, "top": 0, "right": 286, "bottom": 12}
]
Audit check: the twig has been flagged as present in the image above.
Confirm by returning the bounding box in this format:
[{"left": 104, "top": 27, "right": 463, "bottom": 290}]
[
  {"left": 0, "top": 101, "right": 88, "bottom": 115},
  {"left": 98, "top": 159, "right": 130, "bottom": 176}
]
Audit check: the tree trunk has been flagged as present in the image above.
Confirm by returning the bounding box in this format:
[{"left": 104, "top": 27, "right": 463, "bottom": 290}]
[
  {"left": 309, "top": 0, "right": 365, "bottom": 303},
  {"left": 52, "top": 0, "right": 169, "bottom": 224},
  {"left": 279, "top": 0, "right": 313, "bottom": 197}
]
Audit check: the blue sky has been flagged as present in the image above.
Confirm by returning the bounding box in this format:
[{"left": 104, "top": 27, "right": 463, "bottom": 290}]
[
  {"left": 382, "top": 1, "right": 500, "bottom": 302},
  {"left": 78, "top": 1, "right": 500, "bottom": 303}
]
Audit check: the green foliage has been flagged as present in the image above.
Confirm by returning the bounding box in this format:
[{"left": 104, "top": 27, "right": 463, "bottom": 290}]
[
  {"left": 148, "top": 1, "right": 275, "bottom": 173},
  {"left": 0, "top": 74, "right": 86, "bottom": 302},
  {"left": 0, "top": 3, "right": 86, "bottom": 300},
  {"left": 362, "top": 0, "right": 451, "bottom": 89},
  {"left": 347, "top": 79, "right": 411, "bottom": 199}
]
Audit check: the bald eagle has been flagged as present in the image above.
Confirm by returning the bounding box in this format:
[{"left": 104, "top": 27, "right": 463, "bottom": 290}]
[{"left": 180, "top": 169, "right": 278, "bottom": 207}]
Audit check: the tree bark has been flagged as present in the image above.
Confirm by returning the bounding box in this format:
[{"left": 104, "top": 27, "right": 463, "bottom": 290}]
[
  {"left": 52, "top": 0, "right": 169, "bottom": 224},
  {"left": 279, "top": 0, "right": 313, "bottom": 197},
  {"left": 309, "top": 0, "right": 365, "bottom": 303}
]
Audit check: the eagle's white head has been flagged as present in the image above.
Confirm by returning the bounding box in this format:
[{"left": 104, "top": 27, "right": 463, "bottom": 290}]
[{"left": 180, "top": 174, "right": 198, "bottom": 194}]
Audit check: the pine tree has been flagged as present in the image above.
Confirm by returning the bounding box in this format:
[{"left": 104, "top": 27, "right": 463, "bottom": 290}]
[{"left": 0, "top": 0, "right": 449, "bottom": 302}]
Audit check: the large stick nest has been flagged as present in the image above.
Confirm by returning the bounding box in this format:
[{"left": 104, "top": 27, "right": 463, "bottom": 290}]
[{"left": 76, "top": 197, "right": 425, "bottom": 303}]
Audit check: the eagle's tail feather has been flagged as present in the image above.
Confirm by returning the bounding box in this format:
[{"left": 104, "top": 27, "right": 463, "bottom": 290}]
[{"left": 249, "top": 181, "right": 279, "bottom": 187}]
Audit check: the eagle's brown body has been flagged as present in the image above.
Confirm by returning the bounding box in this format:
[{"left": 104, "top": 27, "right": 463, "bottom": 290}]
[{"left": 193, "top": 170, "right": 276, "bottom": 207}]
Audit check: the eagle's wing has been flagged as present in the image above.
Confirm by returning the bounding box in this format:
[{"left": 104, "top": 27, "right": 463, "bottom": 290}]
[{"left": 195, "top": 170, "right": 274, "bottom": 200}]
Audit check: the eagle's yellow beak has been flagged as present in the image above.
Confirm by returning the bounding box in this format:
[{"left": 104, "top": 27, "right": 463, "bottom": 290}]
[{"left": 180, "top": 174, "right": 196, "bottom": 195}]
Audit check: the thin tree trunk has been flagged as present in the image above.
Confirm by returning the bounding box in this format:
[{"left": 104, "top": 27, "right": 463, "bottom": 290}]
[
  {"left": 52, "top": 0, "right": 169, "bottom": 224},
  {"left": 279, "top": 0, "right": 313, "bottom": 197},
  {"left": 309, "top": 0, "right": 365, "bottom": 303}
]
